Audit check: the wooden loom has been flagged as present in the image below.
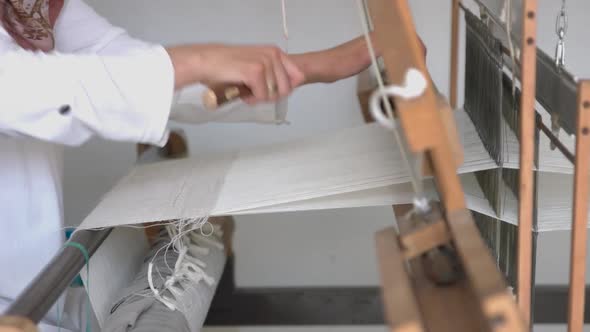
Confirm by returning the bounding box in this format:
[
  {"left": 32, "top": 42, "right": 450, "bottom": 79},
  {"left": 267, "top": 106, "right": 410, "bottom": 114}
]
[
  {"left": 357, "top": 0, "right": 590, "bottom": 331},
  {"left": 359, "top": 0, "right": 525, "bottom": 331},
  {"left": 2, "top": 0, "right": 590, "bottom": 332}
]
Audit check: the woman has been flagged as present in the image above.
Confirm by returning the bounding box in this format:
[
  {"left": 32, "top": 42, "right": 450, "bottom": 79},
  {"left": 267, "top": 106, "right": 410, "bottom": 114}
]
[{"left": 0, "top": 0, "right": 382, "bottom": 330}]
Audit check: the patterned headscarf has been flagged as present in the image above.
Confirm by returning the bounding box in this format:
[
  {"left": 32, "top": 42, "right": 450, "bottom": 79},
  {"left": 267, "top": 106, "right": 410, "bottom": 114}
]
[{"left": 0, "top": 0, "right": 64, "bottom": 51}]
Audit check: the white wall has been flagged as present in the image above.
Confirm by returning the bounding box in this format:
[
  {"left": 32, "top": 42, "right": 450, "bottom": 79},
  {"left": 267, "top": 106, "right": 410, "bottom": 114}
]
[{"left": 62, "top": 0, "right": 590, "bottom": 330}]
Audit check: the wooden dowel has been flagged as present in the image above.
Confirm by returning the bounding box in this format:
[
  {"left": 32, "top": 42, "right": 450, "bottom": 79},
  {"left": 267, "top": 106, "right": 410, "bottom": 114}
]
[
  {"left": 202, "top": 84, "right": 252, "bottom": 110},
  {"left": 375, "top": 228, "right": 425, "bottom": 332},
  {"left": 450, "top": 0, "right": 460, "bottom": 108},
  {"left": 567, "top": 81, "right": 590, "bottom": 332},
  {"left": 516, "top": 0, "right": 538, "bottom": 327}
]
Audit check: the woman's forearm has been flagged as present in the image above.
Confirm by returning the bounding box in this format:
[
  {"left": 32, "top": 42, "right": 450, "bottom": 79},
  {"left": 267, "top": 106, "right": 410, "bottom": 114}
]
[
  {"left": 291, "top": 34, "right": 375, "bottom": 85},
  {"left": 165, "top": 32, "right": 425, "bottom": 96},
  {"left": 291, "top": 32, "right": 426, "bottom": 86}
]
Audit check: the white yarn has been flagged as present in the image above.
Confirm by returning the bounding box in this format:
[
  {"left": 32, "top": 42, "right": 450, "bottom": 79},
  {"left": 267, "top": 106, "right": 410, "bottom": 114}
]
[
  {"left": 281, "top": 0, "right": 289, "bottom": 42},
  {"left": 146, "top": 215, "right": 223, "bottom": 314}
]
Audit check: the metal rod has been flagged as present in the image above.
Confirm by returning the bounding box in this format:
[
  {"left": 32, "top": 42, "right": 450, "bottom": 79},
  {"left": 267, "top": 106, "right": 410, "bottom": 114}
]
[
  {"left": 5, "top": 229, "right": 112, "bottom": 323},
  {"left": 536, "top": 114, "right": 575, "bottom": 163}
]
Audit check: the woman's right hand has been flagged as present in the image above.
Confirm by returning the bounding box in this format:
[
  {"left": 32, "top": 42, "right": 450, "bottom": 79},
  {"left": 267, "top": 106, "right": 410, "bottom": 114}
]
[{"left": 166, "top": 44, "right": 305, "bottom": 105}]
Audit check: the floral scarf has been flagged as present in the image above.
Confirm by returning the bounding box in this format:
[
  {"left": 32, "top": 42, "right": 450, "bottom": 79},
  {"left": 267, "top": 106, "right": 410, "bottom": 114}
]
[{"left": 0, "top": 0, "right": 64, "bottom": 51}]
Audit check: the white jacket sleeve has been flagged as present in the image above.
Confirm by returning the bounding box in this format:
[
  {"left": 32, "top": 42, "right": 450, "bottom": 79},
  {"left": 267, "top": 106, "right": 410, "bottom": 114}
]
[{"left": 0, "top": 0, "right": 174, "bottom": 146}]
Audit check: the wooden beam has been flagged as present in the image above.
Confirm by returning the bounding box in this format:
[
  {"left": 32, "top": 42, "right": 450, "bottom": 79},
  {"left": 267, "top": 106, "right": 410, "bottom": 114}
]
[
  {"left": 401, "top": 218, "right": 451, "bottom": 259},
  {"left": 446, "top": 210, "right": 527, "bottom": 331},
  {"left": 375, "top": 228, "right": 425, "bottom": 332},
  {"left": 516, "top": 0, "right": 538, "bottom": 326},
  {"left": 567, "top": 81, "right": 590, "bottom": 332}
]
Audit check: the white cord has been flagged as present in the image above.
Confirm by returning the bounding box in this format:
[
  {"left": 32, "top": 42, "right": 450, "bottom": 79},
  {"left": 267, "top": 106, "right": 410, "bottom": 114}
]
[
  {"left": 147, "top": 218, "right": 224, "bottom": 312},
  {"left": 281, "top": 0, "right": 289, "bottom": 52},
  {"left": 355, "top": 0, "right": 428, "bottom": 214},
  {"left": 147, "top": 262, "right": 178, "bottom": 311}
]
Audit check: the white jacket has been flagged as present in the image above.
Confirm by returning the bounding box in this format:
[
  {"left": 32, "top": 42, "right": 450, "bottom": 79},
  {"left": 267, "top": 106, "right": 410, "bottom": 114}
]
[{"left": 0, "top": 0, "right": 279, "bottom": 330}]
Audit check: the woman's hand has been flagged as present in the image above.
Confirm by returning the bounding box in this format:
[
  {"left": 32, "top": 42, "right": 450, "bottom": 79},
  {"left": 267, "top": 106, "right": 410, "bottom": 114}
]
[{"left": 167, "top": 44, "right": 305, "bottom": 104}]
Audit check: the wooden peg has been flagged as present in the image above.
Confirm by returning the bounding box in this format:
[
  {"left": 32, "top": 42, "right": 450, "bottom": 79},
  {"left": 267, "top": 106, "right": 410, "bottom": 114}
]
[{"left": 202, "top": 84, "right": 252, "bottom": 110}]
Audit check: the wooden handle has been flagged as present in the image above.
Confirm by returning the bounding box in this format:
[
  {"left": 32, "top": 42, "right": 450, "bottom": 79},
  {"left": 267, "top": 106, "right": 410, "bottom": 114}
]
[{"left": 202, "top": 85, "right": 252, "bottom": 110}]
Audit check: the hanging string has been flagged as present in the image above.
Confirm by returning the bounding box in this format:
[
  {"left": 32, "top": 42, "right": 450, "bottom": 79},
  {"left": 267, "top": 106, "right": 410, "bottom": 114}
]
[
  {"left": 355, "top": 0, "right": 428, "bottom": 214},
  {"left": 281, "top": 0, "right": 289, "bottom": 52},
  {"left": 147, "top": 218, "right": 222, "bottom": 313}
]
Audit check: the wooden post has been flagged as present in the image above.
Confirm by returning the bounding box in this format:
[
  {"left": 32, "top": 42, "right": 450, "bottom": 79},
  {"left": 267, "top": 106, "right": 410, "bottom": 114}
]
[
  {"left": 449, "top": 0, "right": 460, "bottom": 108},
  {"left": 567, "top": 81, "right": 590, "bottom": 332},
  {"left": 516, "top": 0, "right": 538, "bottom": 326}
]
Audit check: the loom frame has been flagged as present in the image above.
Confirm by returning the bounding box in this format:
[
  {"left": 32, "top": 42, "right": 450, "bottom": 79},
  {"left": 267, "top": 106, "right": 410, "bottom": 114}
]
[
  {"left": 450, "top": 1, "right": 590, "bottom": 331},
  {"left": 365, "top": 0, "right": 527, "bottom": 331}
]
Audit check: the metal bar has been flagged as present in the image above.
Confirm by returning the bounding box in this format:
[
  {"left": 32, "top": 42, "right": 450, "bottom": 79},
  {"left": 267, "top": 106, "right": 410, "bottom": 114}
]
[
  {"left": 5, "top": 229, "right": 112, "bottom": 323},
  {"left": 567, "top": 81, "right": 590, "bottom": 332},
  {"left": 516, "top": 0, "right": 537, "bottom": 327}
]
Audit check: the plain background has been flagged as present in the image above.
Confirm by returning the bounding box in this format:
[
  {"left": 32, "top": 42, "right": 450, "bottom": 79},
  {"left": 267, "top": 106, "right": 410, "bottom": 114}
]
[{"left": 63, "top": 0, "right": 590, "bottom": 330}]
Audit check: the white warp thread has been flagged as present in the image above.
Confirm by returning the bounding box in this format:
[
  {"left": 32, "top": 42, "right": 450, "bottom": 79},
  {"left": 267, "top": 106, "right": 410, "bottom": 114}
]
[{"left": 78, "top": 109, "right": 576, "bottom": 233}]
